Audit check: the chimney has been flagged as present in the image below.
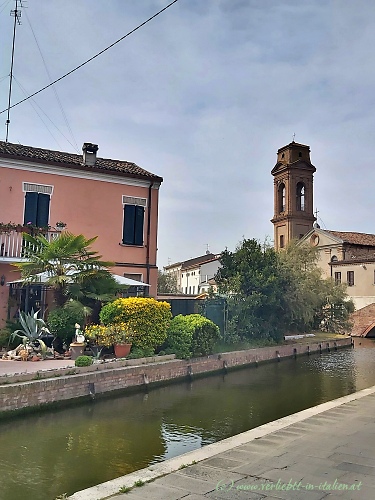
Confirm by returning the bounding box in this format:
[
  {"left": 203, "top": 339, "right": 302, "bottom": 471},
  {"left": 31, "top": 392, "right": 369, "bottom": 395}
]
[{"left": 82, "top": 143, "right": 98, "bottom": 166}]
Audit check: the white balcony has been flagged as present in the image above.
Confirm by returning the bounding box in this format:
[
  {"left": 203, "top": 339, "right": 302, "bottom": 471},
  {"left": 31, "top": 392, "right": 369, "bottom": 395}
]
[{"left": 0, "top": 230, "right": 61, "bottom": 262}]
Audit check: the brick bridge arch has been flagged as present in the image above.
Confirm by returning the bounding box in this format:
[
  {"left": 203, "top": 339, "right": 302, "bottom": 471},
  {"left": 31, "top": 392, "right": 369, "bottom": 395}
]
[{"left": 351, "top": 303, "right": 375, "bottom": 337}]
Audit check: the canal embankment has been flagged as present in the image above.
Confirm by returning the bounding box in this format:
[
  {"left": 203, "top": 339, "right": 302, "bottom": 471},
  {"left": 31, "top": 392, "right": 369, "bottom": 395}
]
[
  {"left": 0, "top": 337, "right": 352, "bottom": 416},
  {"left": 69, "top": 383, "right": 375, "bottom": 500}
]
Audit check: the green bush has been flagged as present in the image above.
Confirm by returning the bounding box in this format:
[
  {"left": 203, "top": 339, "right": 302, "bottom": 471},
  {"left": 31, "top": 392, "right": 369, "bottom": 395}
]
[
  {"left": 99, "top": 297, "right": 171, "bottom": 350},
  {"left": 0, "top": 328, "right": 11, "bottom": 349},
  {"left": 127, "top": 346, "right": 155, "bottom": 359},
  {"left": 75, "top": 355, "right": 93, "bottom": 367},
  {"left": 165, "top": 314, "right": 221, "bottom": 358},
  {"left": 47, "top": 301, "right": 86, "bottom": 344}
]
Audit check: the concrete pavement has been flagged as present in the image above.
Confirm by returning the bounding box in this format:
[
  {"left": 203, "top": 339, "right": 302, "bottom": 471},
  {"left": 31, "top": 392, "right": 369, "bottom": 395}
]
[
  {"left": 70, "top": 385, "right": 375, "bottom": 500},
  {"left": 0, "top": 357, "right": 75, "bottom": 376}
]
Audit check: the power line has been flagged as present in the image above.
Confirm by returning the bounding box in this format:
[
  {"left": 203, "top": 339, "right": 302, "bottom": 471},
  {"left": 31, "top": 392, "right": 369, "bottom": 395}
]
[
  {"left": 24, "top": 8, "right": 79, "bottom": 152},
  {"left": 0, "top": 0, "right": 180, "bottom": 116}
]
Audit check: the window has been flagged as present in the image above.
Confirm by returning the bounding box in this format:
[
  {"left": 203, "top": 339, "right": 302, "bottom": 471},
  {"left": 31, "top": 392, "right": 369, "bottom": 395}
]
[
  {"left": 123, "top": 273, "right": 143, "bottom": 282},
  {"left": 122, "top": 198, "right": 146, "bottom": 246},
  {"left": 296, "top": 182, "right": 305, "bottom": 211},
  {"left": 280, "top": 235, "right": 284, "bottom": 248},
  {"left": 347, "top": 271, "right": 354, "bottom": 286},
  {"left": 278, "top": 183, "right": 285, "bottom": 213},
  {"left": 24, "top": 192, "right": 50, "bottom": 227},
  {"left": 192, "top": 286, "right": 195, "bottom": 294},
  {"left": 331, "top": 255, "right": 338, "bottom": 262},
  {"left": 299, "top": 234, "right": 304, "bottom": 239},
  {"left": 298, "top": 151, "right": 302, "bottom": 158},
  {"left": 334, "top": 272, "right": 341, "bottom": 285}
]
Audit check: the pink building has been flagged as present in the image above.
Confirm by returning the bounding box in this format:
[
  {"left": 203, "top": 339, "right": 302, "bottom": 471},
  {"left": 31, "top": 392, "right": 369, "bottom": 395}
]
[{"left": 0, "top": 141, "right": 163, "bottom": 327}]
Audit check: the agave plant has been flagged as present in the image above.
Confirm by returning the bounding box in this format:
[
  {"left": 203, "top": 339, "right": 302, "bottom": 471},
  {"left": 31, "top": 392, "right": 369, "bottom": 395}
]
[{"left": 11, "top": 309, "right": 50, "bottom": 357}]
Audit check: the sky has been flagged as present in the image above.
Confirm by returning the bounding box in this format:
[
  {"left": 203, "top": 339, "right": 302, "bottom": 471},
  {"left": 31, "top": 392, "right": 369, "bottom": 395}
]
[{"left": 1, "top": 0, "right": 375, "bottom": 268}]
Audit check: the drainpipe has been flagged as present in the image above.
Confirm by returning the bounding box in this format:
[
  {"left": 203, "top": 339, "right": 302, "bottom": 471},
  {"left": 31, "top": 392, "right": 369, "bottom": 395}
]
[{"left": 146, "top": 183, "right": 154, "bottom": 296}]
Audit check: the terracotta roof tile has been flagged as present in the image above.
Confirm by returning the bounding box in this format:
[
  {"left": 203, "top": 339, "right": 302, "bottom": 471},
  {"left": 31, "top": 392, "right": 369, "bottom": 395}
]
[
  {"left": 0, "top": 141, "right": 162, "bottom": 182},
  {"left": 326, "top": 230, "right": 375, "bottom": 246}
]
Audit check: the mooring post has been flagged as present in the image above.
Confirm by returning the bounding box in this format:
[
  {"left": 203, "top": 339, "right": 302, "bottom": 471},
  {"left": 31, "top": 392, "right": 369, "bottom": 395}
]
[
  {"left": 276, "top": 350, "right": 280, "bottom": 362},
  {"left": 326, "top": 343, "right": 330, "bottom": 352},
  {"left": 223, "top": 360, "right": 228, "bottom": 373},
  {"left": 88, "top": 382, "right": 95, "bottom": 399},
  {"left": 319, "top": 343, "right": 322, "bottom": 354},
  {"left": 187, "top": 365, "right": 193, "bottom": 379},
  {"left": 293, "top": 347, "right": 297, "bottom": 358},
  {"left": 334, "top": 341, "right": 337, "bottom": 351},
  {"left": 143, "top": 373, "right": 149, "bottom": 386},
  {"left": 307, "top": 345, "right": 310, "bottom": 355}
]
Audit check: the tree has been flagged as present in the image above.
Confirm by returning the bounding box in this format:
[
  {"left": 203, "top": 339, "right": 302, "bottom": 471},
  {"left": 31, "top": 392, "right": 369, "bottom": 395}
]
[
  {"left": 216, "top": 238, "right": 354, "bottom": 343},
  {"left": 14, "top": 232, "right": 114, "bottom": 307},
  {"left": 157, "top": 270, "right": 179, "bottom": 294},
  {"left": 216, "top": 238, "right": 289, "bottom": 342}
]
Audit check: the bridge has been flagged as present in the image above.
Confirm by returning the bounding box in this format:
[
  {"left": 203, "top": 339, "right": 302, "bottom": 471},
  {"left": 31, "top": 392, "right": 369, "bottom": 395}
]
[{"left": 351, "top": 303, "right": 375, "bottom": 337}]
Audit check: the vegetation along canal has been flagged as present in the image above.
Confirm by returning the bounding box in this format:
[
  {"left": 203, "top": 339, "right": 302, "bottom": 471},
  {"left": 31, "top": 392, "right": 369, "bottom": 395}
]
[{"left": 0, "top": 339, "right": 374, "bottom": 500}]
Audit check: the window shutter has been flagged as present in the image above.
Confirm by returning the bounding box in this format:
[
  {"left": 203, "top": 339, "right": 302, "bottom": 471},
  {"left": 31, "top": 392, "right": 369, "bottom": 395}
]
[
  {"left": 123, "top": 205, "right": 136, "bottom": 244},
  {"left": 36, "top": 193, "right": 50, "bottom": 227},
  {"left": 24, "top": 192, "right": 38, "bottom": 226},
  {"left": 134, "top": 206, "right": 144, "bottom": 246}
]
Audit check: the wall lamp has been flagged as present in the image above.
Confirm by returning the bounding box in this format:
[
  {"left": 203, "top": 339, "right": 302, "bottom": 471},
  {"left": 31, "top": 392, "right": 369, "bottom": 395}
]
[{"left": 0, "top": 275, "right": 5, "bottom": 286}]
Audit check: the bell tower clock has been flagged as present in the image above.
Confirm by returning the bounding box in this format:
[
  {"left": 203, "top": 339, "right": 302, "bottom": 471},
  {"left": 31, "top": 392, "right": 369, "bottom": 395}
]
[{"left": 271, "top": 141, "right": 316, "bottom": 250}]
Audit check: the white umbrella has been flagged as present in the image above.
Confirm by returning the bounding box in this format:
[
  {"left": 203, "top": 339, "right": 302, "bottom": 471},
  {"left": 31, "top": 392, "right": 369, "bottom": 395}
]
[{"left": 8, "top": 272, "right": 150, "bottom": 287}]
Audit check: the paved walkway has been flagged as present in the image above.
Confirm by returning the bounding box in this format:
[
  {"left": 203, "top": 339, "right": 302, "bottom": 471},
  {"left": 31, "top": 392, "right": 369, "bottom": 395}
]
[
  {"left": 70, "top": 385, "right": 375, "bottom": 500},
  {"left": 0, "top": 358, "right": 75, "bottom": 376}
]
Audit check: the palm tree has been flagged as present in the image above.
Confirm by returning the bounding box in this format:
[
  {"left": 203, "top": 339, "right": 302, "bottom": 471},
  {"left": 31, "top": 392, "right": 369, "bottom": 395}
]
[{"left": 14, "top": 232, "right": 114, "bottom": 307}]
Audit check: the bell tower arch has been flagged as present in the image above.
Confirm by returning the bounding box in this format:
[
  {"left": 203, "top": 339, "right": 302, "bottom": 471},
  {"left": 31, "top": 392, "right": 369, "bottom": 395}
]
[{"left": 271, "top": 141, "right": 316, "bottom": 250}]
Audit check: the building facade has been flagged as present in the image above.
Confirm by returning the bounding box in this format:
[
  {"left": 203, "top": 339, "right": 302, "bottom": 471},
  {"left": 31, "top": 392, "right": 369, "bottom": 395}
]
[
  {"left": 0, "top": 141, "right": 162, "bottom": 327},
  {"left": 164, "top": 252, "right": 221, "bottom": 295}
]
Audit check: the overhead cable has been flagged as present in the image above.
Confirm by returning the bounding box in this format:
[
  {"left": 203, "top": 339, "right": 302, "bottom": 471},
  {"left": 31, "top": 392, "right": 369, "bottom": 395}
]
[{"left": 0, "top": 0, "right": 180, "bottom": 115}]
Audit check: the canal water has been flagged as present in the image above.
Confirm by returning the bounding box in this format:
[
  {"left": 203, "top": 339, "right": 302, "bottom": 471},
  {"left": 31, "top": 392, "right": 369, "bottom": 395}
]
[{"left": 0, "top": 339, "right": 374, "bottom": 500}]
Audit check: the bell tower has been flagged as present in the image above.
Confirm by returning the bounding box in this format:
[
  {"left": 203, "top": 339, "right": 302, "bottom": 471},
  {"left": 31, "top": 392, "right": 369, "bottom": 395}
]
[{"left": 271, "top": 141, "right": 316, "bottom": 250}]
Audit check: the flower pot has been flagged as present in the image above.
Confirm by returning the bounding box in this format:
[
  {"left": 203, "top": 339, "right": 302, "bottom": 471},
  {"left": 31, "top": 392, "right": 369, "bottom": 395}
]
[
  {"left": 114, "top": 343, "right": 132, "bottom": 358},
  {"left": 70, "top": 343, "right": 86, "bottom": 360}
]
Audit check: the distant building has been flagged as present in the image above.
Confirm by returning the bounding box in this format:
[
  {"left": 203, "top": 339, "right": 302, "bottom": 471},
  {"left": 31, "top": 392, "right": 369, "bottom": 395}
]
[
  {"left": 0, "top": 141, "right": 162, "bottom": 327},
  {"left": 164, "top": 252, "right": 221, "bottom": 295}
]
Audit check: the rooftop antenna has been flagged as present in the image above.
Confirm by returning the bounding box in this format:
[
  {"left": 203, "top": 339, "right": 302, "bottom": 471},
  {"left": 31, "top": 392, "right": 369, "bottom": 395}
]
[
  {"left": 5, "top": 0, "right": 24, "bottom": 142},
  {"left": 292, "top": 132, "right": 296, "bottom": 142},
  {"left": 206, "top": 243, "right": 210, "bottom": 255}
]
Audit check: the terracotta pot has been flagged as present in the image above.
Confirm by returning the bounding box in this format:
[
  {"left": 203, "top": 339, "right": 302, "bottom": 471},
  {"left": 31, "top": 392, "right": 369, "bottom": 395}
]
[{"left": 114, "top": 343, "right": 132, "bottom": 358}]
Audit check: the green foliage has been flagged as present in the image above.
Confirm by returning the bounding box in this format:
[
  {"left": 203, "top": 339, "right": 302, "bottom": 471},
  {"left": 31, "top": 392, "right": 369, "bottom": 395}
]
[
  {"left": 13, "top": 231, "right": 113, "bottom": 307},
  {"left": 100, "top": 297, "right": 172, "bottom": 349},
  {"left": 216, "top": 238, "right": 354, "bottom": 342},
  {"left": 10, "top": 309, "right": 50, "bottom": 356},
  {"left": 164, "top": 314, "right": 220, "bottom": 358},
  {"left": 127, "top": 346, "right": 155, "bottom": 359},
  {"left": 164, "top": 315, "right": 194, "bottom": 358},
  {"left": 75, "top": 355, "right": 93, "bottom": 367},
  {"left": 47, "top": 301, "right": 86, "bottom": 344},
  {"left": 0, "top": 328, "right": 12, "bottom": 348},
  {"left": 157, "top": 270, "right": 179, "bottom": 294}
]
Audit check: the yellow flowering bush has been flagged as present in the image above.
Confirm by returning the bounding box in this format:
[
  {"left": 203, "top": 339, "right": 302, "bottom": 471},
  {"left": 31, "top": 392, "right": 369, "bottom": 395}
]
[
  {"left": 85, "top": 322, "right": 134, "bottom": 346},
  {"left": 99, "top": 297, "right": 172, "bottom": 349}
]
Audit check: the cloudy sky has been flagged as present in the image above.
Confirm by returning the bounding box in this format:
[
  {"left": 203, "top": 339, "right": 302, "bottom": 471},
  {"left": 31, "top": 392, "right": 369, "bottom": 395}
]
[{"left": 1, "top": 0, "right": 375, "bottom": 267}]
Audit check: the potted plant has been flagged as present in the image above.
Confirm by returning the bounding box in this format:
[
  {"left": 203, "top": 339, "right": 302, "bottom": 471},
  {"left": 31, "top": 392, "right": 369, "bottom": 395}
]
[
  {"left": 10, "top": 309, "right": 50, "bottom": 360},
  {"left": 110, "top": 323, "right": 133, "bottom": 358},
  {"left": 84, "top": 324, "right": 114, "bottom": 359}
]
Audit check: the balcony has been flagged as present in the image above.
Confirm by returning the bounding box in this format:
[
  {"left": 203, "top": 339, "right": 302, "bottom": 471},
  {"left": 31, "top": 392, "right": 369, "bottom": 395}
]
[{"left": 0, "top": 229, "right": 61, "bottom": 262}]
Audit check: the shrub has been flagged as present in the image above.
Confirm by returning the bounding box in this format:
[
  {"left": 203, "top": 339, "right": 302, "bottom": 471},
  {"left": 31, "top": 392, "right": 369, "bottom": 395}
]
[
  {"left": 47, "top": 301, "right": 86, "bottom": 345},
  {"left": 75, "top": 355, "right": 93, "bottom": 367},
  {"left": 99, "top": 298, "right": 171, "bottom": 350},
  {"left": 127, "top": 346, "right": 155, "bottom": 359},
  {"left": 0, "top": 328, "right": 11, "bottom": 349},
  {"left": 164, "top": 314, "right": 221, "bottom": 358}
]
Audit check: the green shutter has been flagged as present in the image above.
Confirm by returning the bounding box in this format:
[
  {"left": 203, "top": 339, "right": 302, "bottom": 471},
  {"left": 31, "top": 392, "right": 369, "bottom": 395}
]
[
  {"left": 123, "top": 205, "right": 136, "bottom": 244},
  {"left": 24, "top": 192, "right": 38, "bottom": 226},
  {"left": 134, "top": 206, "right": 144, "bottom": 246},
  {"left": 36, "top": 193, "right": 50, "bottom": 227}
]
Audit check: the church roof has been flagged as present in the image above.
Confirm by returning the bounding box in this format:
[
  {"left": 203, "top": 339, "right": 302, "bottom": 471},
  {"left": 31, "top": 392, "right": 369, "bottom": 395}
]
[
  {"left": 325, "top": 230, "right": 375, "bottom": 246},
  {"left": 0, "top": 141, "right": 163, "bottom": 182}
]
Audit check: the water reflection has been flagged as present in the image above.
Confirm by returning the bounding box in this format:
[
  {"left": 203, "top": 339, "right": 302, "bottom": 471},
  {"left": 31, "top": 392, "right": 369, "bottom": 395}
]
[{"left": 0, "top": 341, "right": 374, "bottom": 500}]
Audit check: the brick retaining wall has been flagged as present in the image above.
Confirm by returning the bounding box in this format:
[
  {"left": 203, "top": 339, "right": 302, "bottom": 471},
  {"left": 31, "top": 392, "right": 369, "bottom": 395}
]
[{"left": 0, "top": 338, "right": 352, "bottom": 416}]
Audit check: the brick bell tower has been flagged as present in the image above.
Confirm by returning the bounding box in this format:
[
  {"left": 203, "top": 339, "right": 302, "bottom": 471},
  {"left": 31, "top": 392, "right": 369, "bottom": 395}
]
[{"left": 271, "top": 141, "right": 316, "bottom": 251}]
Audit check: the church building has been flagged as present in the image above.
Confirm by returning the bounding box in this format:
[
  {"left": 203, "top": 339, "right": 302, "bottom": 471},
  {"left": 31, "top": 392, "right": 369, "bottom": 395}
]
[{"left": 271, "top": 141, "right": 375, "bottom": 335}]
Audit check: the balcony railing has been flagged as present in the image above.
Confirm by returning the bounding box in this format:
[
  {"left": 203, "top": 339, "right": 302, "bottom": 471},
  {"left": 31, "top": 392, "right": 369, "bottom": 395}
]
[{"left": 0, "top": 230, "right": 61, "bottom": 261}]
